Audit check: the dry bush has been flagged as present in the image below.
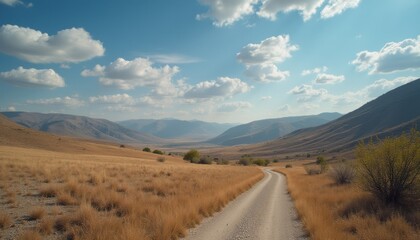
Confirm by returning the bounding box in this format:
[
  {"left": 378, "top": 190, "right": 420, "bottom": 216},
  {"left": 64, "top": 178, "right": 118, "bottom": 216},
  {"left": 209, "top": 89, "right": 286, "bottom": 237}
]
[
  {"left": 29, "top": 207, "right": 46, "bottom": 220},
  {"left": 39, "top": 184, "right": 59, "bottom": 197},
  {"left": 275, "top": 167, "right": 420, "bottom": 240},
  {"left": 39, "top": 217, "right": 54, "bottom": 234},
  {"left": 18, "top": 230, "right": 42, "bottom": 240},
  {"left": 330, "top": 163, "right": 355, "bottom": 185},
  {"left": 0, "top": 211, "right": 12, "bottom": 229},
  {"left": 57, "top": 192, "right": 77, "bottom": 205},
  {"left": 304, "top": 165, "right": 321, "bottom": 175}
]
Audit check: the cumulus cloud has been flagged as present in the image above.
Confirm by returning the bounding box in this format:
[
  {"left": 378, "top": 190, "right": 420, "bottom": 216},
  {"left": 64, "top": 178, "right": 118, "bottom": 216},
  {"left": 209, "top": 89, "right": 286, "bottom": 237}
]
[
  {"left": 7, "top": 106, "right": 16, "bottom": 111},
  {"left": 321, "top": 0, "right": 360, "bottom": 19},
  {"left": 0, "top": 66, "right": 65, "bottom": 88},
  {"left": 196, "top": 0, "right": 258, "bottom": 27},
  {"left": 352, "top": 35, "right": 420, "bottom": 74},
  {"left": 0, "top": 0, "right": 28, "bottom": 6},
  {"left": 237, "top": 35, "right": 298, "bottom": 82},
  {"left": 184, "top": 77, "right": 251, "bottom": 99},
  {"left": 0, "top": 24, "right": 104, "bottom": 63},
  {"left": 217, "top": 101, "right": 252, "bottom": 112},
  {"left": 149, "top": 54, "right": 200, "bottom": 64},
  {"left": 261, "top": 96, "right": 272, "bottom": 100},
  {"left": 81, "top": 57, "right": 179, "bottom": 91},
  {"left": 288, "top": 84, "right": 327, "bottom": 102},
  {"left": 27, "top": 96, "right": 84, "bottom": 107},
  {"left": 314, "top": 73, "right": 344, "bottom": 84},
  {"left": 301, "top": 66, "right": 328, "bottom": 76},
  {"left": 258, "top": 0, "right": 324, "bottom": 21}
]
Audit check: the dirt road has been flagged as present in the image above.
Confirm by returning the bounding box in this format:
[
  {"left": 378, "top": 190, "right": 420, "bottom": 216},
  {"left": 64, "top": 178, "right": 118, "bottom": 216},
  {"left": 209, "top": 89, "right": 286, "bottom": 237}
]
[{"left": 184, "top": 169, "right": 308, "bottom": 240}]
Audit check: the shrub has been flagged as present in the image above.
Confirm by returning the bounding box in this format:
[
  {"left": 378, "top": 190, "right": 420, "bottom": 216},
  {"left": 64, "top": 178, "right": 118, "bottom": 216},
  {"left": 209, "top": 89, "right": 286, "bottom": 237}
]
[
  {"left": 238, "top": 158, "right": 251, "bottom": 166},
  {"left": 304, "top": 165, "right": 321, "bottom": 175},
  {"left": 356, "top": 129, "right": 420, "bottom": 206},
  {"left": 183, "top": 149, "right": 200, "bottom": 162},
  {"left": 252, "top": 159, "right": 270, "bottom": 166},
  {"left": 198, "top": 157, "right": 212, "bottom": 165},
  {"left": 29, "top": 207, "right": 46, "bottom": 220},
  {"left": 142, "top": 147, "right": 151, "bottom": 152},
  {"left": 0, "top": 211, "right": 11, "bottom": 229},
  {"left": 152, "top": 149, "right": 164, "bottom": 155},
  {"left": 329, "top": 163, "right": 355, "bottom": 185},
  {"left": 316, "top": 156, "right": 329, "bottom": 173},
  {"left": 157, "top": 157, "right": 166, "bottom": 163},
  {"left": 119, "top": 144, "right": 125, "bottom": 148},
  {"left": 273, "top": 159, "right": 279, "bottom": 163},
  {"left": 285, "top": 164, "right": 292, "bottom": 168}
]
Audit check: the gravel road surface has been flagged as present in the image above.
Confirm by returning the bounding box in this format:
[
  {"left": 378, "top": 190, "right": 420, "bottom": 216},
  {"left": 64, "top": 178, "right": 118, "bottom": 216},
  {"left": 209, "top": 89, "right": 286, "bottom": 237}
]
[{"left": 184, "top": 169, "right": 308, "bottom": 240}]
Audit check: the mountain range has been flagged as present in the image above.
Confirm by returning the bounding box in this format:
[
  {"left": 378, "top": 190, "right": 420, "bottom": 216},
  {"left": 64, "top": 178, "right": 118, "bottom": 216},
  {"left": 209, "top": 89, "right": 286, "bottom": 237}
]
[
  {"left": 207, "top": 112, "right": 342, "bottom": 146},
  {"left": 118, "top": 119, "right": 236, "bottom": 140},
  {"left": 1, "top": 112, "right": 164, "bottom": 144},
  {"left": 227, "top": 78, "right": 420, "bottom": 158}
]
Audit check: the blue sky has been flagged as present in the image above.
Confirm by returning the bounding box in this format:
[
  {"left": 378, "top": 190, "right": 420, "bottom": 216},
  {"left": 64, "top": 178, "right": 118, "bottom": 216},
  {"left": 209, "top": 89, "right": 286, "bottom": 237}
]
[{"left": 0, "top": 0, "right": 419, "bottom": 123}]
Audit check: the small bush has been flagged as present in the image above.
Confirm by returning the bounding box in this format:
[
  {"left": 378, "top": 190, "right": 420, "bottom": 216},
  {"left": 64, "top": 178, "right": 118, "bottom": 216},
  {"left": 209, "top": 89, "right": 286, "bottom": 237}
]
[
  {"left": 356, "top": 129, "right": 420, "bottom": 206},
  {"left": 285, "top": 164, "right": 292, "bottom": 168},
  {"left": 329, "top": 163, "right": 355, "bottom": 185},
  {"left": 183, "top": 149, "right": 200, "bottom": 162},
  {"left": 142, "top": 147, "right": 151, "bottom": 152},
  {"left": 252, "top": 159, "right": 270, "bottom": 166},
  {"left": 316, "top": 156, "right": 329, "bottom": 173},
  {"left": 39, "top": 217, "right": 54, "bottom": 234},
  {"left": 119, "top": 144, "right": 125, "bottom": 148},
  {"left": 238, "top": 158, "right": 251, "bottom": 166},
  {"left": 29, "top": 207, "right": 46, "bottom": 220},
  {"left": 198, "top": 157, "right": 212, "bottom": 165},
  {"left": 18, "top": 230, "right": 42, "bottom": 240},
  {"left": 152, "top": 149, "right": 164, "bottom": 155},
  {"left": 304, "top": 165, "right": 321, "bottom": 175},
  {"left": 273, "top": 159, "right": 279, "bottom": 163},
  {"left": 157, "top": 157, "right": 166, "bottom": 163}
]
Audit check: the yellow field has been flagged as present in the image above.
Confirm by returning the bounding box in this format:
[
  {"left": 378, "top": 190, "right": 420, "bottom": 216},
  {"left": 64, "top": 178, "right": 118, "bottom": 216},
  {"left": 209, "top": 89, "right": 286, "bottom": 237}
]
[
  {"left": 0, "top": 146, "right": 263, "bottom": 240},
  {"left": 275, "top": 164, "right": 420, "bottom": 240}
]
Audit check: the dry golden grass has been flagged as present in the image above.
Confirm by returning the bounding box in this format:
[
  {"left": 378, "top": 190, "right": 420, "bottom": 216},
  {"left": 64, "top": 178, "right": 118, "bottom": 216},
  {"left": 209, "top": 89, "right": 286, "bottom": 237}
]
[
  {"left": 0, "top": 145, "right": 263, "bottom": 240},
  {"left": 17, "top": 230, "right": 42, "bottom": 240},
  {"left": 28, "top": 207, "right": 46, "bottom": 220},
  {"left": 0, "top": 211, "right": 11, "bottom": 229},
  {"left": 275, "top": 165, "right": 420, "bottom": 240}
]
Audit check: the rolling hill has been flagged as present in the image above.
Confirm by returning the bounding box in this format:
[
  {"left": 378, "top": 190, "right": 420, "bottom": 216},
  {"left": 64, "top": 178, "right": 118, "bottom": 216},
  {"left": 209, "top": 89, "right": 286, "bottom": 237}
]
[
  {"left": 118, "top": 119, "right": 237, "bottom": 140},
  {"left": 2, "top": 112, "right": 165, "bottom": 144},
  {"left": 234, "top": 78, "right": 420, "bottom": 158},
  {"left": 207, "top": 112, "right": 342, "bottom": 146}
]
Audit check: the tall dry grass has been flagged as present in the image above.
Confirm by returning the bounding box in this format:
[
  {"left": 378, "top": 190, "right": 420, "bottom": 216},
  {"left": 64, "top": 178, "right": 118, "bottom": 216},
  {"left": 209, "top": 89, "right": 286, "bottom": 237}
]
[
  {"left": 275, "top": 166, "right": 420, "bottom": 240},
  {"left": 0, "top": 145, "right": 263, "bottom": 240}
]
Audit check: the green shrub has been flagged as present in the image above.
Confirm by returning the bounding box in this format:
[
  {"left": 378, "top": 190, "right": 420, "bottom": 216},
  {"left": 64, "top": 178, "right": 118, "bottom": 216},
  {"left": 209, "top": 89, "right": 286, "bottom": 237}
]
[
  {"left": 252, "top": 159, "right": 270, "bottom": 166},
  {"left": 238, "top": 158, "right": 251, "bottom": 166},
  {"left": 198, "top": 157, "right": 212, "bottom": 165},
  {"left": 152, "top": 149, "right": 164, "bottom": 155},
  {"left": 273, "top": 159, "right": 279, "bottom": 163},
  {"left": 316, "top": 156, "right": 329, "bottom": 173},
  {"left": 356, "top": 130, "right": 420, "bottom": 205},
  {"left": 183, "top": 149, "right": 200, "bottom": 162},
  {"left": 142, "top": 147, "right": 151, "bottom": 152}
]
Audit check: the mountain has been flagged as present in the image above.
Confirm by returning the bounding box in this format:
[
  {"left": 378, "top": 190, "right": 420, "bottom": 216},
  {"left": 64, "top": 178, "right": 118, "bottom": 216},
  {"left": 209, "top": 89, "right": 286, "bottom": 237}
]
[
  {"left": 234, "top": 78, "right": 420, "bottom": 158},
  {"left": 207, "top": 112, "right": 342, "bottom": 146},
  {"left": 2, "top": 112, "right": 165, "bottom": 144},
  {"left": 118, "top": 119, "right": 237, "bottom": 140}
]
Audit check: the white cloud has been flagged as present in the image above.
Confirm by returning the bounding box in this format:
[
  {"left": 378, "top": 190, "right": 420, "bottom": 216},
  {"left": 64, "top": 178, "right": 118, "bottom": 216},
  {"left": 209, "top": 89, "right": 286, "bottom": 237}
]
[
  {"left": 7, "top": 106, "right": 16, "bottom": 111},
  {"left": 258, "top": 0, "right": 324, "bottom": 21},
  {"left": 0, "top": 24, "right": 104, "bottom": 63},
  {"left": 245, "top": 64, "right": 290, "bottom": 82},
  {"left": 81, "top": 57, "right": 179, "bottom": 91},
  {"left": 196, "top": 0, "right": 258, "bottom": 27},
  {"left": 237, "top": 35, "right": 298, "bottom": 82},
  {"left": 149, "top": 54, "right": 200, "bottom": 64},
  {"left": 27, "top": 96, "right": 84, "bottom": 107},
  {"left": 301, "top": 66, "right": 328, "bottom": 76},
  {"left": 217, "top": 101, "right": 252, "bottom": 112},
  {"left": 89, "top": 93, "right": 135, "bottom": 105},
  {"left": 321, "top": 0, "right": 360, "bottom": 19},
  {"left": 314, "top": 73, "right": 344, "bottom": 84},
  {"left": 0, "top": 66, "right": 65, "bottom": 88},
  {"left": 288, "top": 84, "right": 327, "bottom": 102},
  {"left": 0, "top": 0, "right": 22, "bottom": 6},
  {"left": 352, "top": 35, "right": 420, "bottom": 74},
  {"left": 184, "top": 77, "right": 251, "bottom": 99},
  {"left": 261, "top": 96, "right": 272, "bottom": 100}
]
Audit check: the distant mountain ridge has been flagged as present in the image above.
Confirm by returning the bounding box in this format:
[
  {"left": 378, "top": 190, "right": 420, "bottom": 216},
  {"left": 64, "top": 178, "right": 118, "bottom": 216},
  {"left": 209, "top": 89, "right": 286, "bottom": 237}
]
[
  {"left": 236, "top": 78, "right": 420, "bottom": 157},
  {"left": 207, "top": 112, "right": 342, "bottom": 146},
  {"left": 118, "top": 119, "right": 237, "bottom": 140},
  {"left": 2, "top": 112, "right": 164, "bottom": 144}
]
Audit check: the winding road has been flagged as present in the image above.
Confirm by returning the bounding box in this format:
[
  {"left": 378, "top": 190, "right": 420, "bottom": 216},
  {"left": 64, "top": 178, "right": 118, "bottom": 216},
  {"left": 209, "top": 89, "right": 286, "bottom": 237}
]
[{"left": 184, "top": 169, "right": 308, "bottom": 240}]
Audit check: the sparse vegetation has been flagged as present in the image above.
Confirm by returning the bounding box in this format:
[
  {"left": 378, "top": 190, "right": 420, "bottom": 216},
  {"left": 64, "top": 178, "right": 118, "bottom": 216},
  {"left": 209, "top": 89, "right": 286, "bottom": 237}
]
[
  {"left": 29, "top": 207, "right": 46, "bottom": 220},
  {"left": 316, "top": 156, "right": 328, "bottom": 173},
  {"left": 0, "top": 211, "right": 11, "bottom": 229},
  {"left": 304, "top": 164, "right": 321, "bottom": 175},
  {"left": 356, "top": 130, "right": 420, "bottom": 206},
  {"left": 183, "top": 149, "right": 200, "bottom": 162},
  {"left": 238, "top": 158, "right": 251, "bottom": 166},
  {"left": 152, "top": 149, "right": 164, "bottom": 155},
  {"left": 198, "top": 156, "right": 212, "bottom": 164},
  {"left": 285, "top": 164, "right": 292, "bottom": 168},
  {"left": 157, "top": 156, "right": 166, "bottom": 163},
  {"left": 142, "top": 147, "right": 151, "bottom": 152},
  {"left": 252, "top": 158, "right": 270, "bottom": 166},
  {"left": 330, "top": 163, "right": 355, "bottom": 185}
]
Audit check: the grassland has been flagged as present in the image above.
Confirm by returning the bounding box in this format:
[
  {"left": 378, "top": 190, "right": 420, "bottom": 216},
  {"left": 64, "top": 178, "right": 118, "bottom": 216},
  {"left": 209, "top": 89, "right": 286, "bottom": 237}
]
[
  {"left": 275, "top": 163, "right": 420, "bottom": 240},
  {"left": 0, "top": 146, "right": 263, "bottom": 240}
]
